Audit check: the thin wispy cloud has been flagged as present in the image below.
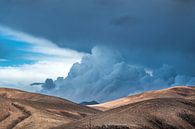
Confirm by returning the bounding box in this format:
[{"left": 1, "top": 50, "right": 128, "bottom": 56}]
[{"left": 0, "top": 26, "right": 85, "bottom": 60}]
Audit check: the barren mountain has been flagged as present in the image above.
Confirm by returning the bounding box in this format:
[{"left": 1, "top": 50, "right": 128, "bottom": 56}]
[
  {"left": 1, "top": 86, "right": 195, "bottom": 129},
  {"left": 56, "top": 86, "right": 195, "bottom": 129},
  {"left": 0, "top": 88, "right": 100, "bottom": 129}
]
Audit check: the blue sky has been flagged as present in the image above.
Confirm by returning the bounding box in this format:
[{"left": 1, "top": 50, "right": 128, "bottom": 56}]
[
  {"left": 0, "top": 26, "right": 84, "bottom": 91},
  {"left": 0, "top": 34, "right": 35, "bottom": 66}
]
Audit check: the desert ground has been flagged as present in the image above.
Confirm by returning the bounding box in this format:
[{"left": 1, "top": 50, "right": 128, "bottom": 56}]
[{"left": 0, "top": 86, "right": 195, "bottom": 129}]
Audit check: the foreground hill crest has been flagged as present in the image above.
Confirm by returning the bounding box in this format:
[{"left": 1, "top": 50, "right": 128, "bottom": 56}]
[{"left": 0, "top": 88, "right": 100, "bottom": 129}]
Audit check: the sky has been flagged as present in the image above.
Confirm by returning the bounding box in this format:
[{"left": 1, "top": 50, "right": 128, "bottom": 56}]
[
  {"left": 0, "top": 26, "right": 84, "bottom": 91},
  {"left": 0, "top": 0, "right": 195, "bottom": 102}
]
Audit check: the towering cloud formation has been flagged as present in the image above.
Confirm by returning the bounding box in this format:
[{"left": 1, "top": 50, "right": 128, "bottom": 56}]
[{"left": 42, "top": 46, "right": 195, "bottom": 103}]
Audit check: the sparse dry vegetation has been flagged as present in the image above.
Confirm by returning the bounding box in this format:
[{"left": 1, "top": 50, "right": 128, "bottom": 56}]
[
  {"left": 86, "top": 125, "right": 129, "bottom": 129},
  {"left": 6, "top": 103, "right": 32, "bottom": 129},
  {"left": 0, "top": 112, "right": 10, "bottom": 122},
  {"left": 82, "top": 125, "right": 130, "bottom": 129},
  {"left": 179, "top": 112, "right": 195, "bottom": 127},
  {"left": 148, "top": 117, "right": 179, "bottom": 129}
]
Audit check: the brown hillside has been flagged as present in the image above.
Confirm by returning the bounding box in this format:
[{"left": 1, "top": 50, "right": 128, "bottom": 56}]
[
  {"left": 0, "top": 88, "right": 101, "bottom": 129},
  {"left": 90, "top": 86, "right": 195, "bottom": 111},
  {"left": 56, "top": 86, "right": 195, "bottom": 129}
]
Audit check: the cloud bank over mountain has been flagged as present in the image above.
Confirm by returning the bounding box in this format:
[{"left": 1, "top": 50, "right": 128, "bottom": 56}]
[{"left": 41, "top": 46, "right": 195, "bottom": 102}]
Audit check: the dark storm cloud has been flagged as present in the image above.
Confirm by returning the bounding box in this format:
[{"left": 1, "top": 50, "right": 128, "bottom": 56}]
[
  {"left": 31, "top": 79, "right": 56, "bottom": 91},
  {"left": 110, "top": 15, "right": 138, "bottom": 27},
  {"left": 0, "top": 0, "right": 195, "bottom": 75},
  {"left": 42, "top": 79, "right": 56, "bottom": 91},
  {"left": 30, "top": 82, "right": 43, "bottom": 86}
]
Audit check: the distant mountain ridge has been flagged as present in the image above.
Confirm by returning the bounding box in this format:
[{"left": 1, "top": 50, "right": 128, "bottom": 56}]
[{"left": 80, "top": 101, "right": 99, "bottom": 105}]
